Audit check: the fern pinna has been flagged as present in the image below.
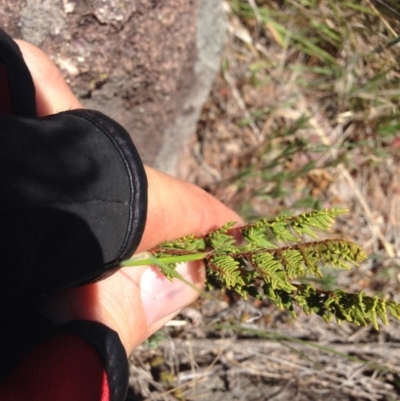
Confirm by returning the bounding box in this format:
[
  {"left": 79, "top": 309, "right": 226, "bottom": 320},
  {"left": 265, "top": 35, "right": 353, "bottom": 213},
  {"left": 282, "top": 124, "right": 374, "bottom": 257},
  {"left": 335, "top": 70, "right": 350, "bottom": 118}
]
[{"left": 123, "top": 209, "right": 400, "bottom": 330}]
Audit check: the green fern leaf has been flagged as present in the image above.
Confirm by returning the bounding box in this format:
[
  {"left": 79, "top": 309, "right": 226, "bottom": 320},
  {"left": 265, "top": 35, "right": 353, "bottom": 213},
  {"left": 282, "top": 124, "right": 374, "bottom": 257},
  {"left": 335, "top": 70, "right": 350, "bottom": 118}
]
[
  {"left": 241, "top": 226, "right": 277, "bottom": 250},
  {"left": 206, "top": 222, "right": 237, "bottom": 252},
  {"left": 207, "top": 254, "right": 246, "bottom": 295},
  {"left": 158, "top": 235, "right": 206, "bottom": 252},
  {"left": 365, "top": 296, "right": 380, "bottom": 330},
  {"left": 386, "top": 301, "right": 400, "bottom": 323},
  {"left": 249, "top": 252, "right": 296, "bottom": 292},
  {"left": 279, "top": 249, "right": 305, "bottom": 278},
  {"left": 270, "top": 219, "right": 299, "bottom": 242}
]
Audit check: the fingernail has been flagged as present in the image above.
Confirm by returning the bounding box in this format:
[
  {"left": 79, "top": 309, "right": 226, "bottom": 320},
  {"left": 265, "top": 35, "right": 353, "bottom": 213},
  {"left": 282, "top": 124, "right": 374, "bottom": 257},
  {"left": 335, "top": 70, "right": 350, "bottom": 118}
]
[{"left": 140, "top": 263, "right": 195, "bottom": 326}]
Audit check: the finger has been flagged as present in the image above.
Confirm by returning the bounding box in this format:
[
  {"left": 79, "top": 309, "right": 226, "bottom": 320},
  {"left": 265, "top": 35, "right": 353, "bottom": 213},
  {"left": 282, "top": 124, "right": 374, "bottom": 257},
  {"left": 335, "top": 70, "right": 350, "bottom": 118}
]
[
  {"left": 137, "top": 166, "right": 242, "bottom": 252},
  {"left": 129, "top": 260, "right": 205, "bottom": 349},
  {"left": 15, "top": 39, "right": 82, "bottom": 116}
]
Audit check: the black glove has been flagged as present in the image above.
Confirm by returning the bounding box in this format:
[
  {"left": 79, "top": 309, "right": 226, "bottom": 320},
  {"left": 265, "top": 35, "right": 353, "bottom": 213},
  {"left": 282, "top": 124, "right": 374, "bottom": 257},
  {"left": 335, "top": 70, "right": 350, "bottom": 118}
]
[{"left": 0, "top": 29, "right": 148, "bottom": 307}]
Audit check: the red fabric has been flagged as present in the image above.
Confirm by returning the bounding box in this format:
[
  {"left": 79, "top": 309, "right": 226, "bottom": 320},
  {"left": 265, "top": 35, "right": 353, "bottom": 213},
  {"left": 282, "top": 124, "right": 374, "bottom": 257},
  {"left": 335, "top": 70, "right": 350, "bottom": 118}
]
[
  {"left": 0, "top": 332, "right": 110, "bottom": 401},
  {"left": 0, "top": 64, "right": 13, "bottom": 115}
]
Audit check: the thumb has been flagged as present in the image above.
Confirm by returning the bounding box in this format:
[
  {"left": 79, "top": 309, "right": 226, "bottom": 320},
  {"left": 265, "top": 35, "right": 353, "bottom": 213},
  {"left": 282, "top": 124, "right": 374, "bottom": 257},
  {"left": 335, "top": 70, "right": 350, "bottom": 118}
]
[
  {"left": 34, "top": 260, "right": 205, "bottom": 354},
  {"left": 137, "top": 261, "right": 205, "bottom": 335}
]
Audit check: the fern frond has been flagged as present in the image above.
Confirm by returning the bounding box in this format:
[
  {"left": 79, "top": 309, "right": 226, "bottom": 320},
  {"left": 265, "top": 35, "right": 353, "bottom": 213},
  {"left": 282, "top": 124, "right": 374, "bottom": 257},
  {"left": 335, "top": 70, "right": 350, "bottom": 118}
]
[
  {"left": 135, "top": 208, "right": 399, "bottom": 330},
  {"left": 292, "top": 288, "right": 400, "bottom": 330},
  {"left": 157, "top": 235, "right": 206, "bottom": 252},
  {"left": 241, "top": 226, "right": 277, "bottom": 250},
  {"left": 206, "top": 254, "right": 246, "bottom": 295},
  {"left": 206, "top": 222, "right": 237, "bottom": 252},
  {"left": 249, "top": 252, "right": 296, "bottom": 293},
  {"left": 291, "top": 208, "right": 346, "bottom": 236},
  {"left": 244, "top": 208, "right": 347, "bottom": 243},
  {"left": 238, "top": 239, "right": 366, "bottom": 280}
]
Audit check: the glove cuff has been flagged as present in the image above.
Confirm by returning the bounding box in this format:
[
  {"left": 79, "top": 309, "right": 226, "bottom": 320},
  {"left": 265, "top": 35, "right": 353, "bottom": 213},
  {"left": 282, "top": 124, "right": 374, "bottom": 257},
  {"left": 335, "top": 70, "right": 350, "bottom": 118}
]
[
  {"left": 56, "top": 320, "right": 129, "bottom": 401},
  {"left": 0, "top": 305, "right": 129, "bottom": 401}
]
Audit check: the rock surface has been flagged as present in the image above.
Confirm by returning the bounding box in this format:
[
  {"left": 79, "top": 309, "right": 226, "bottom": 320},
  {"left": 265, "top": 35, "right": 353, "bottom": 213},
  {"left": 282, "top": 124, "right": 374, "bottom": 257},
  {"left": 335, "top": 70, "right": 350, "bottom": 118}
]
[{"left": 0, "top": 0, "right": 226, "bottom": 175}]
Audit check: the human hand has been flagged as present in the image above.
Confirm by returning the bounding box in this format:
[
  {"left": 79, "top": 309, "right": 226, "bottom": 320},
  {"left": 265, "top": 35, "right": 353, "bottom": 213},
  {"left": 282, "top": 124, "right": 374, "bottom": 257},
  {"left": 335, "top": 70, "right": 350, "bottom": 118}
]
[{"left": 17, "top": 40, "right": 242, "bottom": 355}]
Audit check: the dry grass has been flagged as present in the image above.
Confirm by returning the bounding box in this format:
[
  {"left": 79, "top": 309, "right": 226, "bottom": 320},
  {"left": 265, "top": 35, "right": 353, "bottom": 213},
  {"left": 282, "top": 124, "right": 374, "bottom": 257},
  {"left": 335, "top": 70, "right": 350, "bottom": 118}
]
[{"left": 129, "top": 1, "right": 400, "bottom": 400}]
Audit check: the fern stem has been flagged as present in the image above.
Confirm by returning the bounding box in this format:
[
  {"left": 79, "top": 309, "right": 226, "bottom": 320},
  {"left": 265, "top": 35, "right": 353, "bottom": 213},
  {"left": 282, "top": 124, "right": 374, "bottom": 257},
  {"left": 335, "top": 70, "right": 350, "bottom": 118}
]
[{"left": 121, "top": 252, "right": 208, "bottom": 267}]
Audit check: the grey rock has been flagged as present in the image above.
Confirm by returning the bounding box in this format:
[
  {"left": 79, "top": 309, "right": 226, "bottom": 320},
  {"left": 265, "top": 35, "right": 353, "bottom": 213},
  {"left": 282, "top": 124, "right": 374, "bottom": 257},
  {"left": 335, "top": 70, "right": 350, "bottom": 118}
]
[
  {"left": 93, "top": 0, "right": 136, "bottom": 27},
  {"left": 154, "top": 0, "right": 226, "bottom": 175},
  {"left": 20, "top": 0, "right": 68, "bottom": 46}
]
